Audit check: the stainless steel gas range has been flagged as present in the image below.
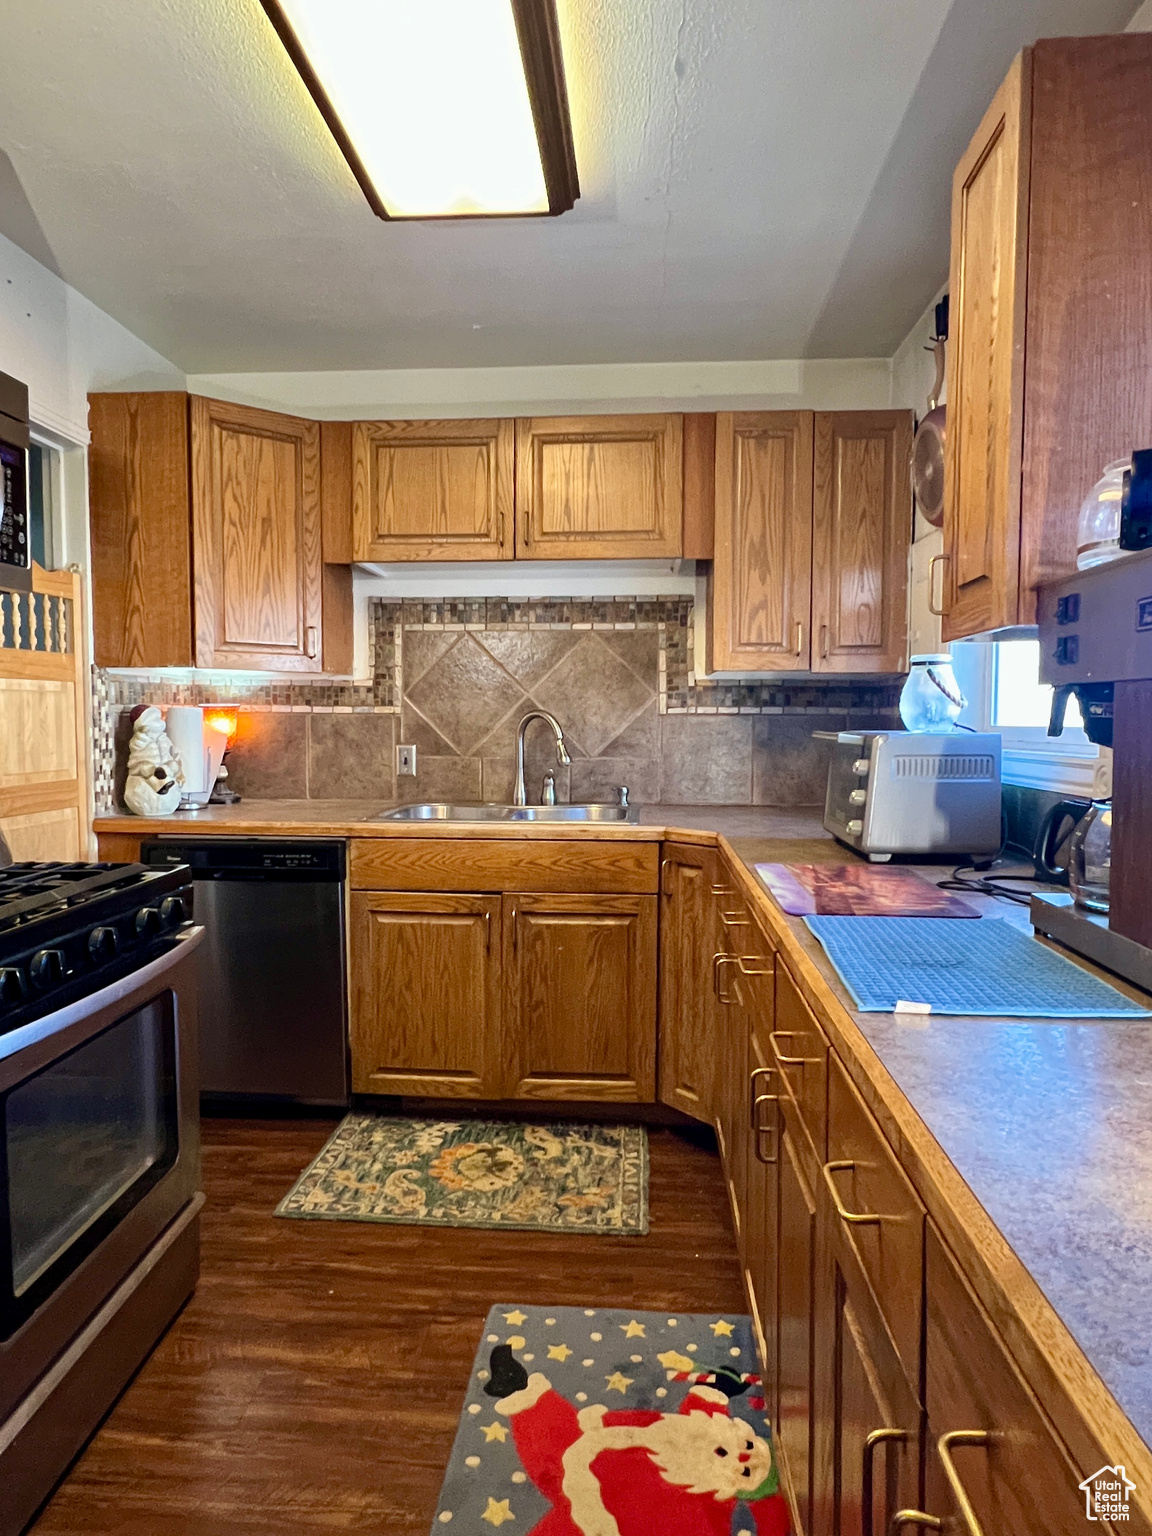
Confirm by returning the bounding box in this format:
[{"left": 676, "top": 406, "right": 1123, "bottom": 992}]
[{"left": 0, "top": 856, "right": 201, "bottom": 1536}]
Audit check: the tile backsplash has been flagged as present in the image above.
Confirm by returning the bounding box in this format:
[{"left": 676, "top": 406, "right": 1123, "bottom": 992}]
[{"left": 94, "top": 596, "right": 901, "bottom": 810}]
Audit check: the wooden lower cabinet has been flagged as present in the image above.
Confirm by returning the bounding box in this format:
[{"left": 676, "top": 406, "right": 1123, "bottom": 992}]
[
  {"left": 744, "top": 1019, "right": 779, "bottom": 1391},
  {"left": 349, "top": 887, "right": 656, "bottom": 1104},
  {"left": 913, "top": 1222, "right": 1097, "bottom": 1536},
  {"left": 777, "top": 1114, "right": 817, "bottom": 1536},
  {"left": 350, "top": 892, "right": 504, "bottom": 1097},
  {"left": 505, "top": 893, "right": 656, "bottom": 1101},
  {"left": 658, "top": 843, "right": 721, "bottom": 1120}
]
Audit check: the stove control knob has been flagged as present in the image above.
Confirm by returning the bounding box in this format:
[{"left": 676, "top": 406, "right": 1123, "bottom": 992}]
[
  {"left": 30, "top": 949, "right": 66, "bottom": 989},
  {"left": 0, "top": 967, "right": 29, "bottom": 1004},
  {"left": 160, "top": 896, "right": 187, "bottom": 927},
  {"left": 849, "top": 788, "right": 868, "bottom": 806},
  {"left": 88, "top": 925, "right": 120, "bottom": 962},
  {"left": 846, "top": 819, "right": 864, "bottom": 836},
  {"left": 135, "top": 906, "right": 162, "bottom": 937},
  {"left": 852, "top": 759, "right": 871, "bottom": 776}
]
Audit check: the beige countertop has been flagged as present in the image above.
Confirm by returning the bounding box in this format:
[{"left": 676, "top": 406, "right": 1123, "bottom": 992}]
[{"left": 93, "top": 799, "right": 1152, "bottom": 1463}]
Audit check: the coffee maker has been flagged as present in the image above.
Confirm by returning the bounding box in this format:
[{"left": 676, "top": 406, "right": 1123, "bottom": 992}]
[{"left": 1033, "top": 546, "right": 1152, "bottom": 990}]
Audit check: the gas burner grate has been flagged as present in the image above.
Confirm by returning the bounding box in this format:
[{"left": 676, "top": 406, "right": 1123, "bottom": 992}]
[{"left": 0, "top": 861, "right": 154, "bottom": 930}]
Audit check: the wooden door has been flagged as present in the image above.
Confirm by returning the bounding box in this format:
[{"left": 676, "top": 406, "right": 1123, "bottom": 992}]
[
  {"left": 0, "top": 567, "right": 90, "bottom": 861},
  {"left": 710, "top": 412, "right": 814, "bottom": 671},
  {"left": 351, "top": 419, "right": 514, "bottom": 562},
  {"left": 349, "top": 892, "right": 504, "bottom": 1097},
  {"left": 505, "top": 893, "right": 657, "bottom": 1101},
  {"left": 917, "top": 1222, "right": 1094, "bottom": 1536},
  {"left": 812, "top": 412, "right": 913, "bottom": 674},
  {"left": 777, "top": 1118, "right": 817, "bottom": 1536},
  {"left": 942, "top": 51, "right": 1032, "bottom": 639},
  {"left": 817, "top": 1248, "right": 921, "bottom": 1536},
  {"left": 744, "top": 1020, "right": 779, "bottom": 1393},
  {"left": 191, "top": 396, "right": 323, "bottom": 671},
  {"left": 658, "top": 843, "right": 720, "bottom": 1121},
  {"left": 515, "top": 415, "right": 683, "bottom": 559}
]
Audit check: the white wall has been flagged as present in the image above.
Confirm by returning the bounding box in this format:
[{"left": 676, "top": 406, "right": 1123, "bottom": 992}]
[
  {"left": 0, "top": 230, "right": 184, "bottom": 446},
  {"left": 1127, "top": 0, "right": 1152, "bottom": 27}
]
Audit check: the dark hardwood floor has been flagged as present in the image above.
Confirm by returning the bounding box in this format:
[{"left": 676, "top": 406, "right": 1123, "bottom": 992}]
[{"left": 32, "top": 1117, "right": 743, "bottom": 1534}]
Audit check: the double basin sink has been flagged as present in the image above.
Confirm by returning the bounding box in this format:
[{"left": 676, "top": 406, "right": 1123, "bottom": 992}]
[{"left": 378, "top": 802, "right": 638, "bottom": 823}]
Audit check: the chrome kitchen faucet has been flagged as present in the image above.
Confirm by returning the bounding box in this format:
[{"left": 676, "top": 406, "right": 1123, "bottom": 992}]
[{"left": 513, "top": 711, "right": 571, "bottom": 806}]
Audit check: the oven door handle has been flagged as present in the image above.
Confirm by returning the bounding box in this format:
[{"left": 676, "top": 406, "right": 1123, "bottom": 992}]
[{"left": 0, "top": 927, "right": 204, "bottom": 1070}]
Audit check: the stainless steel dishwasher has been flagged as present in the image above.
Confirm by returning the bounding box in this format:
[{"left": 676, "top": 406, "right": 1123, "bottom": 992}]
[{"left": 141, "top": 839, "right": 348, "bottom": 1107}]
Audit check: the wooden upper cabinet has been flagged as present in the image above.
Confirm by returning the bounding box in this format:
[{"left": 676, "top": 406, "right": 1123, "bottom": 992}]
[
  {"left": 812, "top": 412, "right": 912, "bottom": 673},
  {"left": 504, "top": 891, "right": 657, "bottom": 1102},
  {"left": 710, "top": 412, "right": 815, "bottom": 671},
  {"left": 514, "top": 414, "right": 683, "bottom": 559},
  {"left": 351, "top": 418, "right": 514, "bottom": 562},
  {"left": 190, "top": 396, "right": 322, "bottom": 671},
  {"left": 943, "top": 51, "right": 1031, "bottom": 639}
]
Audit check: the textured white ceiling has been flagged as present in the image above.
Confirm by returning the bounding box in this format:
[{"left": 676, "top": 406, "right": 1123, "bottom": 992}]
[{"left": 0, "top": 0, "right": 1138, "bottom": 371}]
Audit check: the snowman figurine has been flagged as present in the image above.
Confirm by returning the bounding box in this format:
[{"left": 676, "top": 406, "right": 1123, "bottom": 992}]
[{"left": 123, "top": 706, "right": 185, "bottom": 817}]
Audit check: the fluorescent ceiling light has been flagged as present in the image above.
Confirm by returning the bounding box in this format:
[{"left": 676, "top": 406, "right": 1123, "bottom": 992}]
[{"left": 260, "top": 0, "right": 579, "bottom": 220}]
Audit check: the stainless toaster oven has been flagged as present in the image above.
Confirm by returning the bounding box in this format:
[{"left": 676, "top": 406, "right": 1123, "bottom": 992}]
[{"left": 820, "top": 730, "right": 1002, "bottom": 862}]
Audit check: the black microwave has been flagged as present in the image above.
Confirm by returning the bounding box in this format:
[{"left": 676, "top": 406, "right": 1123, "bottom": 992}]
[{"left": 0, "top": 370, "right": 31, "bottom": 594}]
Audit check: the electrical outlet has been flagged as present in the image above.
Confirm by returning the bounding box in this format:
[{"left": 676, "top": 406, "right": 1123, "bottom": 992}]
[{"left": 396, "top": 744, "right": 417, "bottom": 777}]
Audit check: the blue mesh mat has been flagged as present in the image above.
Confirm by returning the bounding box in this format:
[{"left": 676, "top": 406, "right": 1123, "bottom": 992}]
[{"left": 804, "top": 916, "right": 1152, "bottom": 1017}]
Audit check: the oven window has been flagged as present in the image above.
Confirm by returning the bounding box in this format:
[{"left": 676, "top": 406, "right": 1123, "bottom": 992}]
[{"left": 1, "top": 995, "right": 178, "bottom": 1329}]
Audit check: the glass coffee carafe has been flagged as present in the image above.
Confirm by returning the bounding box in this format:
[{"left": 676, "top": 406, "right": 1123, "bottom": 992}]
[{"left": 1068, "top": 800, "right": 1112, "bottom": 913}]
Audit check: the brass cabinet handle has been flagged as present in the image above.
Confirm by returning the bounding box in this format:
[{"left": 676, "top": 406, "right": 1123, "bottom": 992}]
[
  {"left": 713, "top": 952, "right": 739, "bottom": 1003},
  {"left": 304, "top": 625, "right": 319, "bottom": 658},
  {"left": 822, "top": 1159, "right": 883, "bottom": 1226},
  {"left": 498, "top": 508, "right": 507, "bottom": 546},
  {"left": 510, "top": 907, "right": 518, "bottom": 953},
  {"left": 752, "top": 1096, "right": 778, "bottom": 1164},
  {"left": 737, "top": 954, "right": 772, "bottom": 976},
  {"left": 794, "top": 620, "right": 805, "bottom": 655},
  {"left": 820, "top": 622, "right": 830, "bottom": 659},
  {"left": 769, "top": 1029, "right": 815, "bottom": 1068},
  {"left": 928, "top": 553, "right": 951, "bottom": 617},
  {"left": 749, "top": 1065, "right": 778, "bottom": 1128},
  {"left": 863, "top": 1429, "right": 907, "bottom": 1536},
  {"left": 936, "top": 1431, "right": 989, "bottom": 1536},
  {"left": 720, "top": 910, "right": 750, "bottom": 928},
  {"left": 890, "top": 1515, "right": 942, "bottom": 1534},
  {"left": 661, "top": 857, "right": 674, "bottom": 897},
  {"left": 711, "top": 884, "right": 733, "bottom": 896},
  {"left": 484, "top": 910, "right": 491, "bottom": 955}
]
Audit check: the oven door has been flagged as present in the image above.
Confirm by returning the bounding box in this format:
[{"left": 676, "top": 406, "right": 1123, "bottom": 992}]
[{"left": 0, "top": 929, "right": 201, "bottom": 1422}]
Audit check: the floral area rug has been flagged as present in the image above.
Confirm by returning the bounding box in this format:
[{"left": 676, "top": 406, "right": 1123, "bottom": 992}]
[
  {"left": 274, "top": 1115, "right": 648, "bottom": 1235},
  {"left": 431, "top": 1303, "right": 789, "bottom": 1534}
]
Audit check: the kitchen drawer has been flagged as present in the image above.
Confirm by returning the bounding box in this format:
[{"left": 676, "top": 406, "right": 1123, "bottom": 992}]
[
  {"left": 824, "top": 1051, "right": 925, "bottom": 1387},
  {"left": 771, "top": 962, "right": 829, "bottom": 1169},
  {"left": 922, "top": 1221, "right": 1114, "bottom": 1536},
  {"left": 349, "top": 838, "right": 659, "bottom": 893}
]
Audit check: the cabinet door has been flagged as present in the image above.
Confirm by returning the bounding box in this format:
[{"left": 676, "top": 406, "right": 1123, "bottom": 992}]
[
  {"left": 812, "top": 412, "right": 913, "bottom": 674},
  {"left": 515, "top": 415, "right": 683, "bottom": 559},
  {"left": 505, "top": 893, "right": 657, "bottom": 1101},
  {"left": 815, "top": 1241, "right": 921, "bottom": 1536},
  {"left": 918, "top": 1222, "right": 1094, "bottom": 1536},
  {"left": 745, "top": 1020, "right": 779, "bottom": 1393},
  {"left": 349, "top": 892, "right": 505, "bottom": 1097},
  {"left": 942, "top": 51, "right": 1032, "bottom": 640},
  {"left": 658, "top": 844, "right": 720, "bottom": 1121},
  {"left": 351, "top": 419, "right": 514, "bottom": 562},
  {"left": 777, "top": 1119, "right": 817, "bottom": 1536},
  {"left": 712, "top": 892, "right": 753, "bottom": 1237},
  {"left": 710, "top": 412, "right": 814, "bottom": 671},
  {"left": 191, "top": 396, "right": 323, "bottom": 671}
]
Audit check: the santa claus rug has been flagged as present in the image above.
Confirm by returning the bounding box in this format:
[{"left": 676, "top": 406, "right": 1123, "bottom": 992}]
[{"left": 431, "top": 1303, "right": 789, "bottom": 1535}]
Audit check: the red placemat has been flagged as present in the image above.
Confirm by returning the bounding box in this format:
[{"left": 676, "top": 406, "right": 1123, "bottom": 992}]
[{"left": 755, "top": 862, "right": 980, "bottom": 918}]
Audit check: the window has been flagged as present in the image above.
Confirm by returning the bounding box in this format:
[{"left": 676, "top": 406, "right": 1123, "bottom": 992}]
[
  {"left": 950, "top": 639, "right": 1099, "bottom": 795},
  {"left": 27, "top": 441, "right": 59, "bottom": 569}
]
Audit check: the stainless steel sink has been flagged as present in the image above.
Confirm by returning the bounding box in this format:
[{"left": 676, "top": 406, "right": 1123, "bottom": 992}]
[{"left": 377, "top": 803, "right": 638, "bottom": 823}]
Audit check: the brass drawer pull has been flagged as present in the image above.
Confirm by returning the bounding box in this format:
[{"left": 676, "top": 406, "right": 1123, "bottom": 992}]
[
  {"left": 749, "top": 1065, "right": 778, "bottom": 1128},
  {"left": 889, "top": 1515, "right": 941, "bottom": 1534},
  {"left": 937, "top": 1430, "right": 989, "bottom": 1536},
  {"left": 713, "top": 952, "right": 739, "bottom": 1003},
  {"left": 769, "top": 1029, "right": 816, "bottom": 1067},
  {"left": 752, "top": 1096, "right": 778, "bottom": 1164},
  {"left": 737, "top": 955, "right": 772, "bottom": 976},
  {"left": 863, "top": 1428, "right": 907, "bottom": 1536},
  {"left": 823, "top": 1160, "right": 883, "bottom": 1226},
  {"left": 928, "top": 552, "right": 951, "bottom": 617},
  {"left": 711, "top": 884, "right": 733, "bottom": 896},
  {"left": 720, "top": 910, "right": 750, "bottom": 928}
]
